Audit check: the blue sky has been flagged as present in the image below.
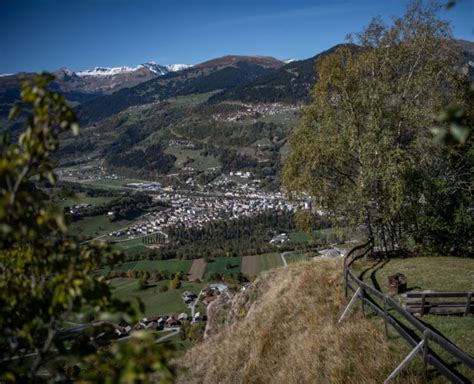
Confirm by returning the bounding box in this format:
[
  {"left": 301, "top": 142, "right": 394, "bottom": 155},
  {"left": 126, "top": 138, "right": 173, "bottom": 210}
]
[{"left": 0, "top": 0, "right": 472, "bottom": 73}]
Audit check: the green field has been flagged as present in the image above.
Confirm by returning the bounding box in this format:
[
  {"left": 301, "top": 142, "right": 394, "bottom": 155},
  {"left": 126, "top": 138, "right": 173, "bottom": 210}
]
[
  {"left": 188, "top": 154, "right": 221, "bottom": 171},
  {"left": 289, "top": 228, "right": 366, "bottom": 245},
  {"left": 112, "top": 259, "right": 193, "bottom": 274},
  {"left": 69, "top": 215, "right": 134, "bottom": 238},
  {"left": 55, "top": 192, "right": 116, "bottom": 209},
  {"left": 352, "top": 256, "right": 474, "bottom": 369},
  {"left": 289, "top": 231, "right": 313, "bottom": 243},
  {"left": 113, "top": 238, "right": 150, "bottom": 254},
  {"left": 204, "top": 256, "right": 242, "bottom": 278},
  {"left": 284, "top": 252, "right": 312, "bottom": 264},
  {"left": 110, "top": 278, "right": 205, "bottom": 316},
  {"left": 164, "top": 146, "right": 221, "bottom": 171},
  {"left": 81, "top": 178, "right": 144, "bottom": 190},
  {"left": 255, "top": 253, "right": 284, "bottom": 273},
  {"left": 352, "top": 256, "right": 474, "bottom": 294}
]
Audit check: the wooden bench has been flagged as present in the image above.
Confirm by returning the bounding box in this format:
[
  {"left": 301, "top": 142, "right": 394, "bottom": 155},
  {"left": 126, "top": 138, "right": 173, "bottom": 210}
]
[{"left": 405, "top": 292, "right": 473, "bottom": 316}]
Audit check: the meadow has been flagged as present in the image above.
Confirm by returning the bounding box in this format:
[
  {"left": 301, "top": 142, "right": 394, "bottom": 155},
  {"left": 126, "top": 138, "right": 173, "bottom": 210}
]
[{"left": 110, "top": 278, "right": 206, "bottom": 316}]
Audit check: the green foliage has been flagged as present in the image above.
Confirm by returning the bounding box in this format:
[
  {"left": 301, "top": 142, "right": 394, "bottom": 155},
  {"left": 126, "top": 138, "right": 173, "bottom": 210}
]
[
  {"left": 138, "top": 278, "right": 148, "bottom": 290},
  {"left": 79, "top": 331, "right": 174, "bottom": 383},
  {"left": 182, "top": 321, "right": 206, "bottom": 343},
  {"left": 283, "top": 2, "right": 472, "bottom": 254},
  {"left": 169, "top": 276, "right": 182, "bottom": 290},
  {"left": 432, "top": 83, "right": 473, "bottom": 145},
  {"left": 0, "top": 74, "right": 173, "bottom": 381}
]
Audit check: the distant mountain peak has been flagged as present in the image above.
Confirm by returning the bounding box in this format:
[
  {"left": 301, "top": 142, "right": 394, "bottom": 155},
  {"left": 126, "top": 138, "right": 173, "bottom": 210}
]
[
  {"left": 196, "top": 55, "right": 284, "bottom": 70},
  {"left": 140, "top": 62, "right": 169, "bottom": 76}
]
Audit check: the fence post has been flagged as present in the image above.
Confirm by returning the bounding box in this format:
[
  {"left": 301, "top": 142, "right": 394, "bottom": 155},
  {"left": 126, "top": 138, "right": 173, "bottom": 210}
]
[
  {"left": 360, "top": 287, "right": 365, "bottom": 317},
  {"left": 383, "top": 296, "right": 389, "bottom": 338},
  {"left": 465, "top": 293, "right": 471, "bottom": 317},
  {"left": 338, "top": 287, "right": 362, "bottom": 323},
  {"left": 423, "top": 331, "right": 429, "bottom": 383},
  {"left": 421, "top": 293, "right": 426, "bottom": 316},
  {"left": 344, "top": 267, "right": 348, "bottom": 298},
  {"left": 384, "top": 340, "right": 425, "bottom": 383}
]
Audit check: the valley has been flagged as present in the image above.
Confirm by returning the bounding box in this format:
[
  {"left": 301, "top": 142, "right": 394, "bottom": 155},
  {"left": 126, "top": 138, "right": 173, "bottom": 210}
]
[{"left": 1, "top": 12, "right": 473, "bottom": 379}]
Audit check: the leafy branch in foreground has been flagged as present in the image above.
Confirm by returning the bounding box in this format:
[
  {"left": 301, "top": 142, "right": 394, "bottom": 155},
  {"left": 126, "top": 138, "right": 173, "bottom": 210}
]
[{"left": 0, "top": 74, "right": 174, "bottom": 382}]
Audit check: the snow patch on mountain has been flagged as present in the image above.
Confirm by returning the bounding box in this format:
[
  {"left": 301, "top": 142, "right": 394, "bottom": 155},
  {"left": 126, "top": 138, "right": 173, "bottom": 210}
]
[
  {"left": 141, "top": 62, "right": 169, "bottom": 76},
  {"left": 166, "top": 64, "right": 193, "bottom": 72},
  {"left": 76, "top": 66, "right": 142, "bottom": 77}
]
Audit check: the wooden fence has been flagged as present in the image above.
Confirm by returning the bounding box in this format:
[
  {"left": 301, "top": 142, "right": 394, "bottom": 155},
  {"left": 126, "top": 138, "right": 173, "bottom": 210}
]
[
  {"left": 405, "top": 292, "right": 473, "bottom": 316},
  {"left": 341, "top": 240, "right": 474, "bottom": 383}
]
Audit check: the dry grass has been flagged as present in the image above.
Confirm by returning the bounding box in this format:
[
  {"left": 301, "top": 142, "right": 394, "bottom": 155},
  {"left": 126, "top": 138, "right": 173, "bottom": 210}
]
[{"left": 175, "top": 258, "right": 422, "bottom": 384}]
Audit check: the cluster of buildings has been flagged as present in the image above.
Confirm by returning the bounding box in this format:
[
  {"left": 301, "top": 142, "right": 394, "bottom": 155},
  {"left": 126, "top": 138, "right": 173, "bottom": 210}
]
[
  {"left": 126, "top": 181, "right": 162, "bottom": 192},
  {"left": 168, "top": 139, "right": 196, "bottom": 148},
  {"left": 269, "top": 233, "right": 289, "bottom": 244},
  {"left": 68, "top": 203, "right": 92, "bottom": 215},
  {"left": 105, "top": 179, "right": 304, "bottom": 241},
  {"left": 127, "top": 191, "right": 297, "bottom": 236},
  {"left": 57, "top": 163, "right": 123, "bottom": 181},
  {"left": 211, "top": 102, "right": 303, "bottom": 123}
]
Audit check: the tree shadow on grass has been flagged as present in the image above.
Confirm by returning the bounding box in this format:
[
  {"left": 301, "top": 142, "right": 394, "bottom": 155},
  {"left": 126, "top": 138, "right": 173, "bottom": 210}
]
[{"left": 358, "top": 259, "right": 390, "bottom": 292}]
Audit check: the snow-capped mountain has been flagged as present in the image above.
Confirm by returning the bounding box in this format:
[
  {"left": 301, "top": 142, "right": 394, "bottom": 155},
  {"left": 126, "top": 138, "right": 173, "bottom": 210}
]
[
  {"left": 52, "top": 61, "right": 192, "bottom": 95},
  {"left": 76, "top": 62, "right": 171, "bottom": 77},
  {"left": 75, "top": 62, "right": 192, "bottom": 78}
]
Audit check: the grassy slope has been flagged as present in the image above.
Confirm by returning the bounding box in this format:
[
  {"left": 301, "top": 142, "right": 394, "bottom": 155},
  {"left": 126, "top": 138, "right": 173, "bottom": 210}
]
[{"left": 177, "top": 258, "right": 422, "bottom": 383}]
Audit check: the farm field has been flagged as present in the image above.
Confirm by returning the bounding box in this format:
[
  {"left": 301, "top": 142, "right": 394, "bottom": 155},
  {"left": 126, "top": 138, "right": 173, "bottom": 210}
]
[
  {"left": 284, "top": 252, "right": 312, "bottom": 264},
  {"left": 289, "top": 231, "right": 313, "bottom": 243},
  {"left": 241, "top": 256, "right": 257, "bottom": 276},
  {"left": 188, "top": 258, "right": 206, "bottom": 281},
  {"left": 164, "top": 146, "right": 221, "bottom": 171},
  {"left": 110, "top": 278, "right": 205, "bottom": 316},
  {"left": 69, "top": 215, "right": 134, "bottom": 239},
  {"left": 81, "top": 178, "right": 144, "bottom": 190},
  {"left": 255, "top": 253, "right": 284, "bottom": 274},
  {"left": 113, "top": 238, "right": 150, "bottom": 254},
  {"left": 112, "top": 259, "right": 193, "bottom": 274},
  {"left": 54, "top": 192, "right": 116, "bottom": 209},
  {"left": 204, "top": 256, "right": 242, "bottom": 279}
]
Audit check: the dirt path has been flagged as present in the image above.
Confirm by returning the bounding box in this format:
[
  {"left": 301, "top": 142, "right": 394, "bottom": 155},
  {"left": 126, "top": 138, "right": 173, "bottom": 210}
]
[
  {"left": 189, "top": 258, "right": 206, "bottom": 281},
  {"left": 241, "top": 255, "right": 258, "bottom": 277}
]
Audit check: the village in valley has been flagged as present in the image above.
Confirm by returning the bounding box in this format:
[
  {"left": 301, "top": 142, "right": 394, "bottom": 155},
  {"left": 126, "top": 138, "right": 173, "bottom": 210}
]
[{"left": 53, "top": 164, "right": 338, "bottom": 347}]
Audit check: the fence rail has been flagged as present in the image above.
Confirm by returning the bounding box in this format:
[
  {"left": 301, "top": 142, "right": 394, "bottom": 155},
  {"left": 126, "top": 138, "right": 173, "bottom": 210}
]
[
  {"left": 405, "top": 292, "right": 473, "bottom": 316},
  {"left": 341, "top": 240, "right": 474, "bottom": 383}
]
